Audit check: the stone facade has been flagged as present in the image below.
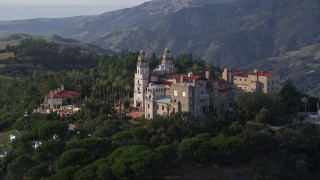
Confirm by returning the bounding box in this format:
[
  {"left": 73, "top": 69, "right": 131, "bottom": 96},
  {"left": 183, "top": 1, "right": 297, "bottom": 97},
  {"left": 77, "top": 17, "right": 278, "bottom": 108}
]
[
  {"left": 145, "top": 73, "right": 209, "bottom": 119},
  {"left": 133, "top": 49, "right": 281, "bottom": 119},
  {"left": 222, "top": 68, "right": 281, "bottom": 94},
  {"left": 134, "top": 50, "right": 150, "bottom": 109},
  {"left": 138, "top": 48, "right": 210, "bottom": 119}
]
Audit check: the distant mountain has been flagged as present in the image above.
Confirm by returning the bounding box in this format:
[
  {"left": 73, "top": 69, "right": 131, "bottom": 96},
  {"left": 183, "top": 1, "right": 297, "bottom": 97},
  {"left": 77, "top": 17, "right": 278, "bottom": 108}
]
[
  {"left": 0, "top": 16, "right": 88, "bottom": 36},
  {"left": 51, "top": 0, "right": 234, "bottom": 40},
  {"left": 87, "top": 0, "right": 320, "bottom": 66}
]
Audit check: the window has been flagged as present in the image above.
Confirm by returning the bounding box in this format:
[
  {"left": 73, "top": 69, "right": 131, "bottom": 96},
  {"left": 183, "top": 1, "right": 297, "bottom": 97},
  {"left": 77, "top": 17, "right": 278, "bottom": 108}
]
[
  {"left": 174, "top": 99, "right": 176, "bottom": 103},
  {"left": 235, "top": 78, "right": 237, "bottom": 80},
  {"left": 157, "top": 105, "right": 159, "bottom": 109},
  {"left": 148, "top": 104, "right": 150, "bottom": 109},
  {"left": 173, "top": 108, "right": 175, "bottom": 113},
  {"left": 148, "top": 114, "right": 150, "bottom": 118},
  {"left": 182, "top": 91, "right": 186, "bottom": 97},
  {"left": 173, "top": 90, "right": 178, "bottom": 96},
  {"left": 162, "top": 105, "right": 164, "bottom": 110}
]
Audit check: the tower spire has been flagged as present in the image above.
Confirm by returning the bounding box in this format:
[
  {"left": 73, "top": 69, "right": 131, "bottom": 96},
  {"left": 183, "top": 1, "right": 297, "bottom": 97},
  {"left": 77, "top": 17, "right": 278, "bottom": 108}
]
[{"left": 161, "top": 48, "right": 174, "bottom": 72}]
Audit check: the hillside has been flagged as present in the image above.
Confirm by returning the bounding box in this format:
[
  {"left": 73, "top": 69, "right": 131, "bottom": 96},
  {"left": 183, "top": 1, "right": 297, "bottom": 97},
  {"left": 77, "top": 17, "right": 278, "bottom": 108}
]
[
  {"left": 249, "top": 43, "right": 320, "bottom": 96},
  {"left": 0, "top": 33, "right": 112, "bottom": 54},
  {"left": 87, "top": 0, "right": 320, "bottom": 66},
  {"left": 0, "top": 16, "right": 88, "bottom": 36},
  {"left": 0, "top": 34, "right": 107, "bottom": 76}
]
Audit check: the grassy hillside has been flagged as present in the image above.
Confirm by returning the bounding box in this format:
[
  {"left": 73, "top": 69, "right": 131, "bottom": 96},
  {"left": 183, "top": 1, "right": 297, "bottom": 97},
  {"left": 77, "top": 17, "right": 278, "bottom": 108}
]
[
  {"left": 0, "top": 52, "right": 14, "bottom": 60},
  {"left": 0, "top": 34, "right": 106, "bottom": 76},
  {"left": 0, "top": 33, "right": 112, "bottom": 54}
]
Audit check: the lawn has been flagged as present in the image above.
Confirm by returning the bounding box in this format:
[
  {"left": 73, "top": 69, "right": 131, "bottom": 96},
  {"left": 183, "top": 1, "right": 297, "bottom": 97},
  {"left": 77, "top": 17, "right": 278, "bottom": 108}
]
[
  {"left": 0, "top": 52, "right": 14, "bottom": 60},
  {"left": 0, "top": 129, "right": 17, "bottom": 147}
]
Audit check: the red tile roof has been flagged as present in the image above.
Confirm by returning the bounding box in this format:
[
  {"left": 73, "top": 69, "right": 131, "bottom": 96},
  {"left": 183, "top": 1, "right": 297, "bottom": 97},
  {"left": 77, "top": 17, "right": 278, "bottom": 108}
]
[
  {"left": 182, "top": 75, "right": 201, "bottom": 81},
  {"left": 45, "top": 90, "right": 79, "bottom": 99},
  {"left": 249, "top": 72, "right": 278, "bottom": 76},
  {"left": 229, "top": 68, "right": 244, "bottom": 72},
  {"left": 153, "top": 80, "right": 174, "bottom": 85},
  {"left": 127, "top": 110, "right": 145, "bottom": 119},
  {"left": 160, "top": 73, "right": 183, "bottom": 79}
]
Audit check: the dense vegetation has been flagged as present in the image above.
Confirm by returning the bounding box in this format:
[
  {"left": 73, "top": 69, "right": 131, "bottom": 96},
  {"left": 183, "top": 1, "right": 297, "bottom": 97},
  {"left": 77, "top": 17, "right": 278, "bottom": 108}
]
[
  {"left": 1, "top": 38, "right": 99, "bottom": 76},
  {"left": 0, "top": 49, "right": 319, "bottom": 179}
]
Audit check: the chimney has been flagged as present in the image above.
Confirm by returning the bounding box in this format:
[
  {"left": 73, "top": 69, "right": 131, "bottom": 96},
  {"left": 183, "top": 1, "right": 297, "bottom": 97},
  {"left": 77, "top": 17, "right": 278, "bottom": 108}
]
[
  {"left": 57, "top": 88, "right": 61, "bottom": 92},
  {"left": 188, "top": 72, "right": 193, "bottom": 77},
  {"left": 61, "top": 84, "right": 64, "bottom": 91},
  {"left": 54, "top": 89, "right": 57, "bottom": 94},
  {"left": 205, "top": 71, "right": 210, "bottom": 80},
  {"left": 180, "top": 75, "right": 184, "bottom": 83},
  {"left": 50, "top": 90, "right": 54, "bottom": 98},
  {"left": 254, "top": 68, "right": 258, "bottom": 73}
]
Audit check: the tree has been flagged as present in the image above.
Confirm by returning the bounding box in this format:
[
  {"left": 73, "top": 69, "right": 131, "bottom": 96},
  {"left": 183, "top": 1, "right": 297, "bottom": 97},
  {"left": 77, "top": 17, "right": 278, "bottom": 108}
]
[
  {"left": 237, "top": 92, "right": 285, "bottom": 124},
  {"left": 74, "top": 163, "right": 98, "bottom": 180},
  {"left": 33, "top": 139, "right": 66, "bottom": 173},
  {"left": 255, "top": 107, "right": 271, "bottom": 124},
  {"left": 27, "top": 164, "right": 50, "bottom": 180},
  {"left": 56, "top": 149, "right": 94, "bottom": 170},
  {"left": 107, "top": 145, "right": 164, "bottom": 179},
  {"left": 111, "top": 131, "right": 133, "bottom": 147},
  {"left": 155, "top": 145, "right": 178, "bottom": 169},
  {"left": 210, "top": 134, "right": 248, "bottom": 164},
  {"left": 34, "top": 121, "right": 68, "bottom": 141},
  {"left": 53, "top": 165, "right": 81, "bottom": 180},
  {"left": 178, "top": 133, "right": 212, "bottom": 166},
  {"left": 66, "top": 138, "right": 111, "bottom": 158},
  {"left": 280, "top": 79, "right": 303, "bottom": 115},
  {"left": 7, "top": 155, "right": 36, "bottom": 180}
]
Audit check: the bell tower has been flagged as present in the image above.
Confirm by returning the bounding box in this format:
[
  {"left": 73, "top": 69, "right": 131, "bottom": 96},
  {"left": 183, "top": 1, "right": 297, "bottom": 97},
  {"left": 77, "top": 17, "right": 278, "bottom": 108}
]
[
  {"left": 134, "top": 50, "right": 149, "bottom": 109},
  {"left": 161, "top": 48, "right": 174, "bottom": 72}
]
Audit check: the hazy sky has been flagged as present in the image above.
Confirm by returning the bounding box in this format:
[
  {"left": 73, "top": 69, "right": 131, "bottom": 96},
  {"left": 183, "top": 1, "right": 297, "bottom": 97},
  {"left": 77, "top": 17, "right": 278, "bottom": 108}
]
[{"left": 0, "top": 0, "right": 150, "bottom": 21}]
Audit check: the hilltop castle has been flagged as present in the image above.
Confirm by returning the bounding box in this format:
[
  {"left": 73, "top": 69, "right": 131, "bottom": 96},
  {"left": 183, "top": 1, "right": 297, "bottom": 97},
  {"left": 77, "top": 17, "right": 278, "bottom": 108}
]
[{"left": 134, "top": 48, "right": 281, "bottom": 119}]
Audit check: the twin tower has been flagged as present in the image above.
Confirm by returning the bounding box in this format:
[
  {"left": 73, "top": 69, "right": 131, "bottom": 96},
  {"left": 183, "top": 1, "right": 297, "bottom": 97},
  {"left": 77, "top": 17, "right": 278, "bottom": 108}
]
[{"left": 133, "top": 48, "right": 174, "bottom": 109}]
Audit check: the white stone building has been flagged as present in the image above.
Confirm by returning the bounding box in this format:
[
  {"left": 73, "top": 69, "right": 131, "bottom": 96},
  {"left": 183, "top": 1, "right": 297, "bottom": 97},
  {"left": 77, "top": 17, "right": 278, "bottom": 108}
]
[
  {"left": 41, "top": 85, "right": 79, "bottom": 112},
  {"left": 133, "top": 48, "right": 210, "bottom": 119},
  {"left": 134, "top": 50, "right": 149, "bottom": 109}
]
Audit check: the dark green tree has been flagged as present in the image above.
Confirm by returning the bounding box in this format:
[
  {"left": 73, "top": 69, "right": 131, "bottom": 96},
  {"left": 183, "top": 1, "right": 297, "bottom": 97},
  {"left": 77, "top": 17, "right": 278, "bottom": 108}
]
[
  {"left": 27, "top": 164, "right": 50, "bottom": 180},
  {"left": 33, "top": 139, "right": 66, "bottom": 173},
  {"left": 56, "top": 149, "right": 94, "bottom": 170}
]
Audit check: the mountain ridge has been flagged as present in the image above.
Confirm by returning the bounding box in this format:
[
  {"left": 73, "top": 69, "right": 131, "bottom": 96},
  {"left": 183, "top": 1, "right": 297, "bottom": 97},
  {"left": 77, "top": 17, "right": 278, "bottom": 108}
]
[{"left": 0, "top": 0, "right": 319, "bottom": 95}]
